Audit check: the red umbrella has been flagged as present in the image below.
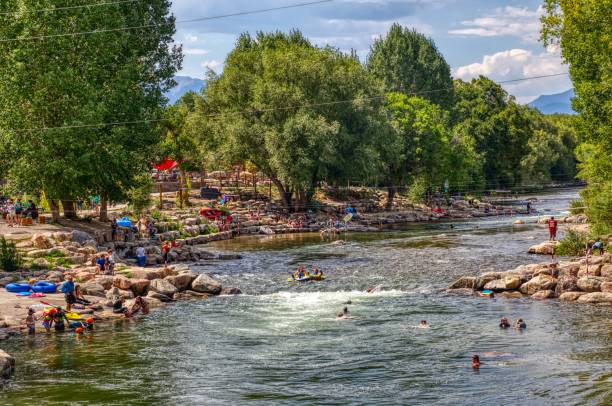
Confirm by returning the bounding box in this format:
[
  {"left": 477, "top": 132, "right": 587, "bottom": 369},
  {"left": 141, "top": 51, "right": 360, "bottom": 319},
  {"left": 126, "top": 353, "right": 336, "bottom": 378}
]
[{"left": 154, "top": 158, "right": 178, "bottom": 171}]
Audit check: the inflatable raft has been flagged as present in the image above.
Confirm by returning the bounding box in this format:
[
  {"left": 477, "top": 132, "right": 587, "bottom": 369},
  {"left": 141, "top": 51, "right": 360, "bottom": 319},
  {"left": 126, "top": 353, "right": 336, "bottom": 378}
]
[{"left": 287, "top": 275, "right": 326, "bottom": 283}]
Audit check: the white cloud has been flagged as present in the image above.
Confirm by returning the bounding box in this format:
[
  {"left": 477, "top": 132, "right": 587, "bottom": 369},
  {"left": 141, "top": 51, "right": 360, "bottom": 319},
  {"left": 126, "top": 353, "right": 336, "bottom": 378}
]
[
  {"left": 453, "top": 46, "right": 571, "bottom": 103},
  {"left": 184, "top": 34, "right": 199, "bottom": 42},
  {"left": 449, "top": 6, "right": 543, "bottom": 43},
  {"left": 184, "top": 48, "right": 209, "bottom": 55},
  {"left": 201, "top": 59, "right": 223, "bottom": 70}
]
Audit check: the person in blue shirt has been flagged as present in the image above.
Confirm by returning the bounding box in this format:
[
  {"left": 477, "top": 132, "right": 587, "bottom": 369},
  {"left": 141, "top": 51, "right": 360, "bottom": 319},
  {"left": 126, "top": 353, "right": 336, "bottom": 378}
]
[
  {"left": 96, "top": 254, "right": 107, "bottom": 273},
  {"left": 60, "top": 275, "right": 76, "bottom": 311}
]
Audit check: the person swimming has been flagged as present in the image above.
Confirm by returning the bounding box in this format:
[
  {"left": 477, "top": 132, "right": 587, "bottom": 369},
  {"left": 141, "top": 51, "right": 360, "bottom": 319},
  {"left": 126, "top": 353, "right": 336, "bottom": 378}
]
[
  {"left": 514, "top": 318, "right": 527, "bottom": 329},
  {"left": 472, "top": 355, "right": 480, "bottom": 369},
  {"left": 418, "top": 320, "right": 429, "bottom": 329},
  {"left": 499, "top": 317, "right": 510, "bottom": 329},
  {"left": 336, "top": 307, "right": 350, "bottom": 319}
]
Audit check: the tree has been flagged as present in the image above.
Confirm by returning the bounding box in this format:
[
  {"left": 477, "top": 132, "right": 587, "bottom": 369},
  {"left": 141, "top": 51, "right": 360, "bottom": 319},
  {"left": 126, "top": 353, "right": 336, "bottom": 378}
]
[
  {"left": 542, "top": 0, "right": 612, "bottom": 233},
  {"left": 0, "top": 0, "right": 182, "bottom": 221},
  {"left": 382, "top": 93, "right": 452, "bottom": 206},
  {"left": 200, "top": 31, "right": 389, "bottom": 210},
  {"left": 367, "top": 24, "right": 454, "bottom": 108}
]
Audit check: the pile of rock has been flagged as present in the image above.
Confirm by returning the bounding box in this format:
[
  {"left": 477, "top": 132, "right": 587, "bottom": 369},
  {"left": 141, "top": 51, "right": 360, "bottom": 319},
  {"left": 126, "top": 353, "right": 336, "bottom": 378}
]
[
  {"left": 0, "top": 350, "right": 14, "bottom": 386},
  {"left": 448, "top": 253, "right": 612, "bottom": 304}
]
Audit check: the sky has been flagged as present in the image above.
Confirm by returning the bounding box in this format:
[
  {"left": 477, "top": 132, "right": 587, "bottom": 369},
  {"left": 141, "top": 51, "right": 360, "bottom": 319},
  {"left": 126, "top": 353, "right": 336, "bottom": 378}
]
[{"left": 170, "top": 0, "right": 572, "bottom": 104}]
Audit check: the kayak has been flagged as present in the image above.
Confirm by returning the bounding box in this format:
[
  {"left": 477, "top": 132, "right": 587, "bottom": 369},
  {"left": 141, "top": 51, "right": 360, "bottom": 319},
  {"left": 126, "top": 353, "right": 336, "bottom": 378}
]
[
  {"left": 65, "top": 312, "right": 84, "bottom": 320},
  {"left": 287, "top": 275, "right": 326, "bottom": 283}
]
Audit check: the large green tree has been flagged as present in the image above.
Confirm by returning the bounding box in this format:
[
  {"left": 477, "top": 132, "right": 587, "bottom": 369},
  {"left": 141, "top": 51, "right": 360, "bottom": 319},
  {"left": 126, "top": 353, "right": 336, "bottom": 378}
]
[
  {"left": 542, "top": 0, "right": 612, "bottom": 233},
  {"left": 0, "top": 0, "right": 181, "bottom": 220},
  {"left": 199, "top": 31, "right": 390, "bottom": 210},
  {"left": 367, "top": 23, "right": 453, "bottom": 108}
]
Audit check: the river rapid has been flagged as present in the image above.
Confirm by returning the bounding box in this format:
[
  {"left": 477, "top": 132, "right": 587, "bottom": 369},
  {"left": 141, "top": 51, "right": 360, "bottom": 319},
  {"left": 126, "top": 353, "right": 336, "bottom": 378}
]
[{"left": 1, "top": 189, "right": 611, "bottom": 405}]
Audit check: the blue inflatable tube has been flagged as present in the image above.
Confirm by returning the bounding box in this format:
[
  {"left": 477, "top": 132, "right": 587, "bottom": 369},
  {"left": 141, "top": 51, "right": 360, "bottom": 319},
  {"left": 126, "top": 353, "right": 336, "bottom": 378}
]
[
  {"left": 116, "top": 216, "right": 133, "bottom": 228},
  {"left": 32, "top": 282, "right": 57, "bottom": 294},
  {"left": 6, "top": 283, "right": 31, "bottom": 293}
]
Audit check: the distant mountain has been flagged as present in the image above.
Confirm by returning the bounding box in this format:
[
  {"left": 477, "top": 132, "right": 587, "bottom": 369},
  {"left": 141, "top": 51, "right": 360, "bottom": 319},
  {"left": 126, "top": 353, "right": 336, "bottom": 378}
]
[
  {"left": 165, "top": 75, "right": 206, "bottom": 104},
  {"left": 528, "top": 89, "right": 575, "bottom": 115}
]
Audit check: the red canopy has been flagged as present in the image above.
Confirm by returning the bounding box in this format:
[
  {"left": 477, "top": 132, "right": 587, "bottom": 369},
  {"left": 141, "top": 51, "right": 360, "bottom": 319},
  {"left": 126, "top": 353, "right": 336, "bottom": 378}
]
[{"left": 154, "top": 158, "right": 178, "bottom": 171}]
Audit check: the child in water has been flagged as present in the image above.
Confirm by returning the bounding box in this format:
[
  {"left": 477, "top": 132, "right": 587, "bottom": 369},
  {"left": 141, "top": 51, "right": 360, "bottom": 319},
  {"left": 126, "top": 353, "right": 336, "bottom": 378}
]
[
  {"left": 418, "top": 320, "right": 429, "bottom": 329},
  {"left": 336, "top": 307, "right": 350, "bottom": 319},
  {"left": 472, "top": 355, "right": 480, "bottom": 369},
  {"left": 25, "top": 308, "right": 37, "bottom": 335}
]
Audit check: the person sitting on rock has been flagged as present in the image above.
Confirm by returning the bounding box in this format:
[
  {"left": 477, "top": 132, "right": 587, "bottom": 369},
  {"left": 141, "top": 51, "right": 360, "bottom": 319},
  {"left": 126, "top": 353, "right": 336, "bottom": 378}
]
[
  {"left": 514, "top": 319, "right": 527, "bottom": 329},
  {"left": 499, "top": 317, "right": 510, "bottom": 329},
  {"left": 112, "top": 297, "right": 128, "bottom": 314},
  {"left": 74, "top": 284, "right": 92, "bottom": 306},
  {"left": 96, "top": 254, "right": 107, "bottom": 273}
]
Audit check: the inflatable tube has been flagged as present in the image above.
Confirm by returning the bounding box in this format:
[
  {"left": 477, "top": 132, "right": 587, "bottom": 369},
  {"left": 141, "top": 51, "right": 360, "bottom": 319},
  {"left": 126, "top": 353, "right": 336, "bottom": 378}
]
[
  {"left": 5, "top": 283, "right": 31, "bottom": 293},
  {"left": 32, "top": 282, "right": 57, "bottom": 294},
  {"left": 116, "top": 216, "right": 132, "bottom": 228},
  {"left": 479, "top": 290, "right": 494, "bottom": 297}
]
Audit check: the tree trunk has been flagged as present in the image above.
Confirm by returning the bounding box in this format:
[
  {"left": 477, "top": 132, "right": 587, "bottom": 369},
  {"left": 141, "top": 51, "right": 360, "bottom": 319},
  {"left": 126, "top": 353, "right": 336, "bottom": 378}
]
[
  {"left": 386, "top": 186, "right": 396, "bottom": 210},
  {"left": 99, "top": 193, "right": 108, "bottom": 222},
  {"left": 181, "top": 169, "right": 190, "bottom": 207},
  {"left": 272, "top": 178, "right": 291, "bottom": 210},
  {"left": 62, "top": 199, "right": 77, "bottom": 219},
  {"left": 49, "top": 199, "right": 60, "bottom": 222}
]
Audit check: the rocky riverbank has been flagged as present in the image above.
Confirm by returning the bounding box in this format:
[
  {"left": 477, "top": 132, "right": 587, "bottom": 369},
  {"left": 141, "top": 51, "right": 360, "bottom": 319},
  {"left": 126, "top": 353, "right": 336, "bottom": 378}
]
[{"left": 448, "top": 252, "right": 612, "bottom": 304}]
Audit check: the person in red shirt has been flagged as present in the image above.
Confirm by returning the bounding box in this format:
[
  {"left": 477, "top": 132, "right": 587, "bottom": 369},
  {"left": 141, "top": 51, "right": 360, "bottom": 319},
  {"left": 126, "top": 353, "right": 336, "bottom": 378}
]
[
  {"left": 547, "top": 216, "right": 558, "bottom": 240},
  {"left": 161, "top": 241, "right": 170, "bottom": 265}
]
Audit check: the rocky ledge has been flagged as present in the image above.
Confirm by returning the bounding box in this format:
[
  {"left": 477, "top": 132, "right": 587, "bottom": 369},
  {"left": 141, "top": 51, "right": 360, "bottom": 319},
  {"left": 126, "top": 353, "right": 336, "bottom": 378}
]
[
  {"left": 0, "top": 350, "right": 14, "bottom": 385},
  {"left": 448, "top": 253, "right": 612, "bottom": 304}
]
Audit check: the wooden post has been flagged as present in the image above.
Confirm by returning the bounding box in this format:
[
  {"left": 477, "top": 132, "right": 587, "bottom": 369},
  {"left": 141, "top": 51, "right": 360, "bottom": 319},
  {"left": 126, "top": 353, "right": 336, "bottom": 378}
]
[{"left": 159, "top": 182, "right": 163, "bottom": 209}]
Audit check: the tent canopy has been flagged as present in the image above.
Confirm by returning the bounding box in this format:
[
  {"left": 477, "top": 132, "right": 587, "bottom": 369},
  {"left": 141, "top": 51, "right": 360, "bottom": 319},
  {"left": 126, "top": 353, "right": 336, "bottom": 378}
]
[{"left": 154, "top": 158, "right": 178, "bottom": 171}]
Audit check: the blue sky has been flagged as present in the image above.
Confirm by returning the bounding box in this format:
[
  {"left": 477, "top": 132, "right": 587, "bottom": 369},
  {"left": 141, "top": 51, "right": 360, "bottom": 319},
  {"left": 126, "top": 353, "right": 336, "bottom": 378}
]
[{"left": 171, "top": 0, "right": 572, "bottom": 103}]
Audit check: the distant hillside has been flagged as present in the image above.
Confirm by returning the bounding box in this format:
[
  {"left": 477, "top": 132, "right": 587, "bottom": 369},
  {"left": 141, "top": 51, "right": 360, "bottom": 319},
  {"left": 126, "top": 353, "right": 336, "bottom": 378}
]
[
  {"left": 528, "top": 89, "right": 575, "bottom": 115},
  {"left": 165, "top": 76, "right": 206, "bottom": 104}
]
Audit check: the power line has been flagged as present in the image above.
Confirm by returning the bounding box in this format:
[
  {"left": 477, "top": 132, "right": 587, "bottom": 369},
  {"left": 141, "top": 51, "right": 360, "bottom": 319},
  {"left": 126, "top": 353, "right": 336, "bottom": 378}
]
[
  {"left": 0, "top": 0, "right": 334, "bottom": 42},
  {"left": 7, "top": 72, "right": 570, "bottom": 133},
  {"left": 0, "top": 0, "right": 141, "bottom": 16}
]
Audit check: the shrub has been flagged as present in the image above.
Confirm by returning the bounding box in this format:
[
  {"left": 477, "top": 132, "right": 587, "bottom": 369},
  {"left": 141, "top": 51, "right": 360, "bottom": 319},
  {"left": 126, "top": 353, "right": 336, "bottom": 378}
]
[
  {"left": 569, "top": 199, "right": 585, "bottom": 215},
  {"left": 408, "top": 177, "right": 428, "bottom": 204},
  {"left": 555, "top": 229, "right": 588, "bottom": 256},
  {"left": 0, "top": 237, "right": 23, "bottom": 272}
]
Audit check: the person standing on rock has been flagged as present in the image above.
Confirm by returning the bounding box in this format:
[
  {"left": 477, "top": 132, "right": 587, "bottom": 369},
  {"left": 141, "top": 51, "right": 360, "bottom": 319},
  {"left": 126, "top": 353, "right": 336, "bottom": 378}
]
[
  {"left": 60, "top": 275, "right": 76, "bottom": 312},
  {"left": 547, "top": 217, "right": 558, "bottom": 241},
  {"left": 136, "top": 245, "right": 146, "bottom": 267},
  {"left": 162, "top": 241, "right": 171, "bottom": 265}
]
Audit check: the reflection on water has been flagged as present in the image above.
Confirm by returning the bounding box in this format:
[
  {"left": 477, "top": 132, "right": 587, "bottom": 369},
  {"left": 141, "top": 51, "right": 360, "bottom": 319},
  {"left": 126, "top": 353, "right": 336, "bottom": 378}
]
[{"left": 1, "top": 189, "right": 611, "bottom": 405}]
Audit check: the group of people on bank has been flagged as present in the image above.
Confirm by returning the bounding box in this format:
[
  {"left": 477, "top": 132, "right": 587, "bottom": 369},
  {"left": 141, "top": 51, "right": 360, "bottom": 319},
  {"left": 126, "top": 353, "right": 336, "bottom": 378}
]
[{"left": 0, "top": 198, "right": 39, "bottom": 226}]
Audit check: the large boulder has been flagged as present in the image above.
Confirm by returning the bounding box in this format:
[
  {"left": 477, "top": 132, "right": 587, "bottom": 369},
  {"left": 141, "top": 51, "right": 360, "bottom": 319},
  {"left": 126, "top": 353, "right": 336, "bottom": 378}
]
[
  {"left": 519, "top": 274, "right": 557, "bottom": 295},
  {"left": 559, "top": 291, "right": 585, "bottom": 301},
  {"left": 578, "top": 264, "right": 602, "bottom": 278},
  {"left": 95, "top": 275, "right": 114, "bottom": 290},
  {"left": 0, "top": 349, "right": 15, "bottom": 382},
  {"left": 448, "top": 276, "right": 476, "bottom": 290},
  {"left": 601, "top": 264, "right": 612, "bottom": 280},
  {"left": 146, "top": 290, "right": 173, "bottom": 302},
  {"left": 113, "top": 275, "right": 132, "bottom": 291},
  {"left": 46, "top": 271, "right": 64, "bottom": 283},
  {"left": 31, "top": 233, "right": 54, "bottom": 249},
  {"left": 531, "top": 289, "right": 554, "bottom": 300},
  {"left": 31, "top": 258, "right": 51, "bottom": 269},
  {"left": 130, "top": 279, "right": 150, "bottom": 296},
  {"left": 71, "top": 230, "right": 95, "bottom": 244},
  {"left": 554, "top": 275, "right": 579, "bottom": 296},
  {"left": 528, "top": 241, "right": 558, "bottom": 255},
  {"left": 75, "top": 271, "right": 95, "bottom": 283},
  {"left": 79, "top": 282, "right": 105, "bottom": 297},
  {"left": 484, "top": 276, "right": 521, "bottom": 292},
  {"left": 165, "top": 272, "right": 197, "bottom": 292},
  {"left": 576, "top": 292, "right": 612, "bottom": 304},
  {"left": 577, "top": 277, "right": 603, "bottom": 292},
  {"left": 149, "top": 279, "right": 177, "bottom": 297},
  {"left": 127, "top": 269, "right": 163, "bottom": 281},
  {"left": 191, "top": 274, "right": 222, "bottom": 295}
]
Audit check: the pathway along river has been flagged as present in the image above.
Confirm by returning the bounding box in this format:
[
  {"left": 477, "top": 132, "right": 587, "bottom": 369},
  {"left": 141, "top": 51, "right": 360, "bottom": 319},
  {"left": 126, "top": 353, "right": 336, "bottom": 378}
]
[{"left": 1, "top": 189, "right": 611, "bottom": 405}]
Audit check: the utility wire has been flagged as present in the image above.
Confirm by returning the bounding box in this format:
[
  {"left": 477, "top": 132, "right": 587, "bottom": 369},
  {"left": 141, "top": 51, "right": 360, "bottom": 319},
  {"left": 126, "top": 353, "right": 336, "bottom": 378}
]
[
  {"left": 0, "top": 0, "right": 141, "bottom": 16},
  {"left": 7, "top": 72, "right": 570, "bottom": 133},
  {"left": 0, "top": 0, "right": 334, "bottom": 42}
]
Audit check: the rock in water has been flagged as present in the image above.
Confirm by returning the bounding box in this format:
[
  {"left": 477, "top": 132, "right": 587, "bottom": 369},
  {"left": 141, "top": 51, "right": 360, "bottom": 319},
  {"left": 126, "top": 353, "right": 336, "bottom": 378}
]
[
  {"left": 0, "top": 350, "right": 15, "bottom": 384},
  {"left": 528, "top": 241, "right": 559, "bottom": 255},
  {"left": 531, "top": 289, "right": 554, "bottom": 300},
  {"left": 448, "top": 276, "right": 476, "bottom": 290},
  {"left": 220, "top": 287, "right": 242, "bottom": 295},
  {"left": 577, "top": 277, "right": 603, "bottom": 292},
  {"left": 149, "top": 279, "right": 178, "bottom": 298},
  {"left": 484, "top": 276, "right": 521, "bottom": 292},
  {"left": 576, "top": 292, "right": 612, "bottom": 304},
  {"left": 559, "top": 292, "right": 585, "bottom": 301},
  {"left": 519, "top": 274, "right": 557, "bottom": 295},
  {"left": 191, "top": 274, "right": 222, "bottom": 295}
]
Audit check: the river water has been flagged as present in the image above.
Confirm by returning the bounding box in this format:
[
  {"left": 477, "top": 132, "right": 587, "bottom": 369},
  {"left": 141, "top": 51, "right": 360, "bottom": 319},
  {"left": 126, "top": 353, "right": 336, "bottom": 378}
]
[{"left": 1, "top": 189, "right": 611, "bottom": 405}]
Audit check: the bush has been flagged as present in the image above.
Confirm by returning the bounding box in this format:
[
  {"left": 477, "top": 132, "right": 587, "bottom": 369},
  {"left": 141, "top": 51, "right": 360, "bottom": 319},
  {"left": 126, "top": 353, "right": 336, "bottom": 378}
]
[
  {"left": 408, "top": 177, "right": 428, "bottom": 204},
  {"left": 127, "top": 175, "right": 153, "bottom": 216},
  {"left": 0, "top": 237, "right": 23, "bottom": 272},
  {"left": 556, "top": 229, "right": 588, "bottom": 256},
  {"left": 569, "top": 199, "right": 585, "bottom": 215}
]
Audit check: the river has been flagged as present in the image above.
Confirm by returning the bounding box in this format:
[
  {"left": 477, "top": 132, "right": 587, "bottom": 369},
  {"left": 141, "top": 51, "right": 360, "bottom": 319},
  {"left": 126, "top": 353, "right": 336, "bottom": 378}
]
[{"left": 1, "top": 188, "right": 611, "bottom": 405}]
